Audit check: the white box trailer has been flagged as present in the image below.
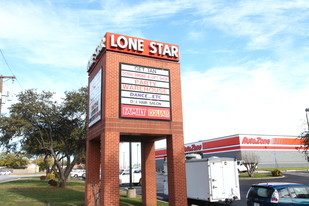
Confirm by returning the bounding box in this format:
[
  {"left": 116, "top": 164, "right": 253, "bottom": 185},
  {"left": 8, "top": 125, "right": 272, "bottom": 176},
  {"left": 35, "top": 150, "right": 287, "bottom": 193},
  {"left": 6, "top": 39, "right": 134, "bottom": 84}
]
[{"left": 164, "top": 157, "right": 240, "bottom": 204}]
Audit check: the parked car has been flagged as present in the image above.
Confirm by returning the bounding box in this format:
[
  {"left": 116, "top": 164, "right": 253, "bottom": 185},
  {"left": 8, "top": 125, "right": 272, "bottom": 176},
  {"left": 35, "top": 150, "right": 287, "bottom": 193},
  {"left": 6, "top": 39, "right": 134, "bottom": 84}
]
[
  {"left": 82, "top": 172, "right": 86, "bottom": 179},
  {"left": 70, "top": 169, "right": 85, "bottom": 178},
  {"left": 0, "top": 170, "right": 11, "bottom": 175},
  {"left": 237, "top": 160, "right": 247, "bottom": 173},
  {"left": 119, "top": 168, "right": 142, "bottom": 185},
  {"left": 237, "top": 160, "right": 258, "bottom": 173},
  {"left": 246, "top": 182, "right": 309, "bottom": 205}
]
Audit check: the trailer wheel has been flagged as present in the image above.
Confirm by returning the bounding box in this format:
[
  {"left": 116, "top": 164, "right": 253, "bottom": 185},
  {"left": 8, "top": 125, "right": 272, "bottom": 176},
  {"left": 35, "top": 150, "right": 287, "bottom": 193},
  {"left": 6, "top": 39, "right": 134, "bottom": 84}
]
[
  {"left": 225, "top": 199, "right": 233, "bottom": 205},
  {"left": 188, "top": 198, "right": 209, "bottom": 206}
]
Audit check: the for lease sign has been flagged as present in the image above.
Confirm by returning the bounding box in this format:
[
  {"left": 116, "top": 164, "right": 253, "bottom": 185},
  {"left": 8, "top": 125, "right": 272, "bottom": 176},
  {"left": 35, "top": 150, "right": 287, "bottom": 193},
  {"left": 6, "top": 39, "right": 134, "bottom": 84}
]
[{"left": 120, "top": 63, "right": 171, "bottom": 120}]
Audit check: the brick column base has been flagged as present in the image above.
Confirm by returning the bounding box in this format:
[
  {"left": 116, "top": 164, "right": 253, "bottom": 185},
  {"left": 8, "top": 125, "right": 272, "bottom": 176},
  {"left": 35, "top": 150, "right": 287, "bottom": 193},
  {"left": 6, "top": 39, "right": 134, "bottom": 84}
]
[
  {"left": 85, "top": 139, "right": 101, "bottom": 206},
  {"left": 100, "top": 132, "right": 120, "bottom": 206},
  {"left": 167, "top": 134, "right": 187, "bottom": 205}
]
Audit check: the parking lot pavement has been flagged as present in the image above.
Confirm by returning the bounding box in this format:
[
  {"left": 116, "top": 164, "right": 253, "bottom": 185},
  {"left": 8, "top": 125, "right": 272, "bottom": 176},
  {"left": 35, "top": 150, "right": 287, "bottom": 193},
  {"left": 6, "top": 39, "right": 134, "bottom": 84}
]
[
  {"left": 103, "top": 171, "right": 309, "bottom": 206},
  {"left": 149, "top": 171, "right": 309, "bottom": 206},
  {"left": 234, "top": 171, "right": 309, "bottom": 206}
]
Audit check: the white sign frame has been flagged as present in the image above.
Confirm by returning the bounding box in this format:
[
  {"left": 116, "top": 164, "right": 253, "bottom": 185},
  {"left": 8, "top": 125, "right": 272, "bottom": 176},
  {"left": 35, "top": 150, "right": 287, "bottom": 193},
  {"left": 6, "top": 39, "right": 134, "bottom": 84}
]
[{"left": 89, "top": 68, "right": 102, "bottom": 127}]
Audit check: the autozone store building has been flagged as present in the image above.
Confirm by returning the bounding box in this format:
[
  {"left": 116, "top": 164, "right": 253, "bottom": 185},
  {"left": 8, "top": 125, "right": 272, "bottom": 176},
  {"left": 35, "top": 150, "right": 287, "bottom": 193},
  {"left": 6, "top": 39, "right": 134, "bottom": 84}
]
[{"left": 155, "top": 134, "right": 309, "bottom": 170}]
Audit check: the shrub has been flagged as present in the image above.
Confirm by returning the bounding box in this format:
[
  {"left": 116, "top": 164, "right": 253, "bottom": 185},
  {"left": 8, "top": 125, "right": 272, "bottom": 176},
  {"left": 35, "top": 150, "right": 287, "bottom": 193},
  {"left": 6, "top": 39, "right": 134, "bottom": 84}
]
[
  {"left": 48, "top": 179, "right": 58, "bottom": 187},
  {"left": 271, "top": 169, "right": 282, "bottom": 177},
  {"left": 40, "top": 175, "right": 46, "bottom": 180},
  {"left": 46, "top": 173, "right": 55, "bottom": 180}
]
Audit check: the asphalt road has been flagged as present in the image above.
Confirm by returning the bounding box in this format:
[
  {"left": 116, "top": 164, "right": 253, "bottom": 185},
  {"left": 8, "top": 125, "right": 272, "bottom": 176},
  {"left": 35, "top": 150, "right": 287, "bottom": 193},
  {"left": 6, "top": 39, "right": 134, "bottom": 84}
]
[
  {"left": 120, "top": 170, "right": 309, "bottom": 206},
  {"left": 235, "top": 171, "right": 309, "bottom": 206}
]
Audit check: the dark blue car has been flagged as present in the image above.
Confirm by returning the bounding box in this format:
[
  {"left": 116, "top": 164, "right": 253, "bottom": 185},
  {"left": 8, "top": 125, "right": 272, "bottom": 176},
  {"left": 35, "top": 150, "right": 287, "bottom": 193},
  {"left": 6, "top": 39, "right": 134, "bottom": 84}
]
[{"left": 246, "top": 182, "right": 309, "bottom": 206}]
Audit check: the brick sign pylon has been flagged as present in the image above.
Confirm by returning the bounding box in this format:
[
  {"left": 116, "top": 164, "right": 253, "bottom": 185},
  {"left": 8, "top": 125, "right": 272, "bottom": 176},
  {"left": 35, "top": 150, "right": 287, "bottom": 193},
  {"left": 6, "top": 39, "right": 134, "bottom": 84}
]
[{"left": 85, "top": 33, "right": 187, "bottom": 206}]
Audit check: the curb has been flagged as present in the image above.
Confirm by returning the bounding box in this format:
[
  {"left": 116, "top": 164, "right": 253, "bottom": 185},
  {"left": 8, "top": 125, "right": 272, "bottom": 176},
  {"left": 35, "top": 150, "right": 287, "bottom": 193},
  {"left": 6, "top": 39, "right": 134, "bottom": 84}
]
[{"left": 240, "top": 175, "right": 285, "bottom": 180}]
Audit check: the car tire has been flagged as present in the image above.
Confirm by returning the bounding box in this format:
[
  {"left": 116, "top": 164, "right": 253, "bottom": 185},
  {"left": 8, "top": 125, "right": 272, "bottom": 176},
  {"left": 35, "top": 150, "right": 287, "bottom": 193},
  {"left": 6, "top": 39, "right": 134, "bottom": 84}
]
[{"left": 74, "top": 174, "right": 78, "bottom": 178}]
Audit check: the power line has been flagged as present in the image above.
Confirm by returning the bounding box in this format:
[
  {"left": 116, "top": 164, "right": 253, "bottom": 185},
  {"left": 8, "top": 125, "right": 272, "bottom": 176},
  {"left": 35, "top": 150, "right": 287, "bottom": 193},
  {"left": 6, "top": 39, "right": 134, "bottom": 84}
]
[{"left": 0, "top": 49, "right": 23, "bottom": 90}]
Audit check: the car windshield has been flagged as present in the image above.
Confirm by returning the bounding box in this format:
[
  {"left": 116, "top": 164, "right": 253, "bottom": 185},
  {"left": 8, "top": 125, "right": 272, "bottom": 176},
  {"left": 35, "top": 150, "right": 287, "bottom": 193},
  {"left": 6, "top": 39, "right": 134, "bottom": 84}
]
[
  {"left": 248, "top": 186, "right": 274, "bottom": 198},
  {"left": 289, "top": 187, "right": 309, "bottom": 198},
  {"left": 278, "top": 188, "right": 291, "bottom": 198}
]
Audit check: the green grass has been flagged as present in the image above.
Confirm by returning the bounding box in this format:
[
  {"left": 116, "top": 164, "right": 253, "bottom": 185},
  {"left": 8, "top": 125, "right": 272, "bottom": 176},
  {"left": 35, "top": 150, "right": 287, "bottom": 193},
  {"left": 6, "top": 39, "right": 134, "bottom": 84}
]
[
  {"left": 257, "top": 167, "right": 309, "bottom": 172},
  {"left": 239, "top": 172, "right": 274, "bottom": 178},
  {"left": 0, "top": 178, "right": 168, "bottom": 206},
  {"left": 239, "top": 167, "right": 309, "bottom": 178},
  {"left": 0, "top": 178, "right": 84, "bottom": 206},
  {"left": 119, "top": 191, "right": 167, "bottom": 206}
]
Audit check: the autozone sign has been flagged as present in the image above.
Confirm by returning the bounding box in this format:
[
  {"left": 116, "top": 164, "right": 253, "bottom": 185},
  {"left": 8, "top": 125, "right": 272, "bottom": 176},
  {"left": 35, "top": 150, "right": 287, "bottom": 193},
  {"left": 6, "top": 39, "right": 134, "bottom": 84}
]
[
  {"left": 242, "top": 136, "right": 271, "bottom": 144},
  {"left": 184, "top": 143, "right": 202, "bottom": 152},
  {"left": 87, "top": 33, "right": 180, "bottom": 70}
]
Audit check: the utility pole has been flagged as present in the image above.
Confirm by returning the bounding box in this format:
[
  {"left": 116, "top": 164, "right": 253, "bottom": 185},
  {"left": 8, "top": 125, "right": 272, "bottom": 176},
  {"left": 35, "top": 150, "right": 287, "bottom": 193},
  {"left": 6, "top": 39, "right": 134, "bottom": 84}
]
[
  {"left": 0, "top": 75, "right": 16, "bottom": 115},
  {"left": 305, "top": 108, "right": 309, "bottom": 132}
]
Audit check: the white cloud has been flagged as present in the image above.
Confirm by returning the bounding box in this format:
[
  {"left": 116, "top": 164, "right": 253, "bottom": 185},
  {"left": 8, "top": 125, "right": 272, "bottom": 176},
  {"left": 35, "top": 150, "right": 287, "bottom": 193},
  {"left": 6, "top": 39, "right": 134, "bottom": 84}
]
[
  {"left": 96, "top": 0, "right": 190, "bottom": 27},
  {"left": 1, "top": 0, "right": 308, "bottom": 145},
  {"left": 0, "top": 0, "right": 191, "bottom": 69},
  {"left": 195, "top": 0, "right": 309, "bottom": 50},
  {"left": 0, "top": 1, "right": 99, "bottom": 68},
  {"left": 187, "top": 31, "right": 204, "bottom": 41},
  {"left": 182, "top": 60, "right": 309, "bottom": 143},
  {"left": 1, "top": 0, "right": 308, "bottom": 69}
]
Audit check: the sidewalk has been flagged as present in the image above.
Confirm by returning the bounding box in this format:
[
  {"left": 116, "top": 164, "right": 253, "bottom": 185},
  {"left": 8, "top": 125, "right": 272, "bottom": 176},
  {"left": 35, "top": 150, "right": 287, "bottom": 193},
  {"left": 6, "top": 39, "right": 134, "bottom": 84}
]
[{"left": 0, "top": 174, "right": 42, "bottom": 183}]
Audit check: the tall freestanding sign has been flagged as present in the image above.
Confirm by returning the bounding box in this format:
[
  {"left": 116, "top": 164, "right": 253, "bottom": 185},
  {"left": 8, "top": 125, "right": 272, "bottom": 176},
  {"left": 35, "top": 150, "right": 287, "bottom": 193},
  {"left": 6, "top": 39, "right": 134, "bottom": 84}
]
[{"left": 85, "top": 32, "right": 187, "bottom": 206}]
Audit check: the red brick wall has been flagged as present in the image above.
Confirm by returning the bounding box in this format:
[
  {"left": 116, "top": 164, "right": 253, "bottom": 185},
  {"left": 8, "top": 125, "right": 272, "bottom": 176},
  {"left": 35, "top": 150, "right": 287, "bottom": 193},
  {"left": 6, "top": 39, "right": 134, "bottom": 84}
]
[
  {"left": 85, "top": 140, "right": 100, "bottom": 206},
  {"left": 167, "top": 134, "right": 187, "bottom": 205},
  {"left": 100, "top": 131, "right": 120, "bottom": 205},
  {"left": 86, "top": 51, "right": 187, "bottom": 205}
]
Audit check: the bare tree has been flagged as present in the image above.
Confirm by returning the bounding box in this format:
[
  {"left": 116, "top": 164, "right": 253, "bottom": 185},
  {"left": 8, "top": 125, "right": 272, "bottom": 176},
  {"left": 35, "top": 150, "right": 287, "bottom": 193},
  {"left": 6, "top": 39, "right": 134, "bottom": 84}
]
[
  {"left": 298, "top": 108, "right": 309, "bottom": 155},
  {"left": 241, "top": 152, "right": 259, "bottom": 177}
]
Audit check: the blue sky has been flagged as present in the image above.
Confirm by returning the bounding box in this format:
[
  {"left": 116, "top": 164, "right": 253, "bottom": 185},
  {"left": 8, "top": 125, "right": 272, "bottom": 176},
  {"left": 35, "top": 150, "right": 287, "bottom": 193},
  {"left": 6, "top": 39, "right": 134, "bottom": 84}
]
[{"left": 1, "top": 0, "right": 309, "bottom": 149}]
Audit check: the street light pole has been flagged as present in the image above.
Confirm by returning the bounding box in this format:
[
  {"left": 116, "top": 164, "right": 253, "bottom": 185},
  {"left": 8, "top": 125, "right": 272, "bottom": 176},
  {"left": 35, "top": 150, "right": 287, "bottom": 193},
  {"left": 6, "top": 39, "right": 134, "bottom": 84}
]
[
  {"left": 129, "top": 142, "right": 132, "bottom": 188},
  {"left": 305, "top": 108, "right": 309, "bottom": 131},
  {"left": 123, "top": 152, "right": 125, "bottom": 169},
  {"left": 136, "top": 143, "right": 139, "bottom": 168}
]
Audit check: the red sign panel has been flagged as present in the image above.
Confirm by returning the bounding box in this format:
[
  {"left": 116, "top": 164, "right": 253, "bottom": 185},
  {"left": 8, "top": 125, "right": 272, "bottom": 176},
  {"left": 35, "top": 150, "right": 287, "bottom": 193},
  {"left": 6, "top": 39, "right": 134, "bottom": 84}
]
[
  {"left": 121, "top": 105, "right": 170, "bottom": 120},
  {"left": 105, "top": 32, "right": 180, "bottom": 62}
]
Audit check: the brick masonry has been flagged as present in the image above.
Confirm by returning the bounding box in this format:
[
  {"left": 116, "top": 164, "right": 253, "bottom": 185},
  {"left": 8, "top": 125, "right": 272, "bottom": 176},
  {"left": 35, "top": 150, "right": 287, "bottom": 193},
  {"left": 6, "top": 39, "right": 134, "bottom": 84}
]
[
  {"left": 85, "top": 50, "right": 187, "bottom": 205},
  {"left": 141, "top": 140, "right": 157, "bottom": 206}
]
